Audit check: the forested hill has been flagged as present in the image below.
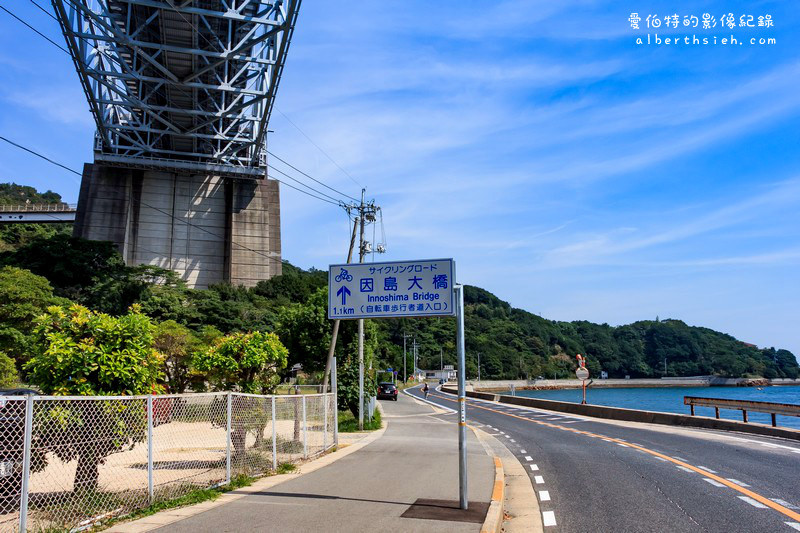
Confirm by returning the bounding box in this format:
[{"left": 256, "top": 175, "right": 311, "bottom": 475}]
[
  {"left": 0, "top": 181, "right": 796, "bottom": 382},
  {"left": 446, "top": 286, "right": 799, "bottom": 380}
]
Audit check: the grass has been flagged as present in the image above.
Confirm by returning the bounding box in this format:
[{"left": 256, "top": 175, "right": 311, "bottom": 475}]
[
  {"left": 337, "top": 408, "right": 382, "bottom": 433},
  {"left": 91, "top": 463, "right": 299, "bottom": 531},
  {"left": 90, "top": 475, "right": 254, "bottom": 531},
  {"left": 277, "top": 462, "right": 296, "bottom": 474}
]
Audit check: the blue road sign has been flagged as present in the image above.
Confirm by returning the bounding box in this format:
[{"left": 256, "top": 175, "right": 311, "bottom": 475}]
[{"left": 328, "top": 259, "right": 456, "bottom": 320}]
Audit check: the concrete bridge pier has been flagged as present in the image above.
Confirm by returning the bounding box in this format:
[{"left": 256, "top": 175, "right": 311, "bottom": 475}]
[{"left": 73, "top": 163, "right": 281, "bottom": 289}]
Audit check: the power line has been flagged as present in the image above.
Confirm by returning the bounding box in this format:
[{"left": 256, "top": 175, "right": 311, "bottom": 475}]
[
  {"left": 0, "top": 135, "right": 83, "bottom": 177},
  {"left": 275, "top": 107, "right": 363, "bottom": 188},
  {"left": 267, "top": 164, "right": 343, "bottom": 206},
  {"left": 0, "top": 134, "right": 294, "bottom": 268},
  {"left": 14, "top": 3, "right": 355, "bottom": 208},
  {"left": 267, "top": 150, "right": 359, "bottom": 203},
  {"left": 29, "top": 0, "right": 58, "bottom": 23},
  {"left": 0, "top": 4, "right": 69, "bottom": 54}
]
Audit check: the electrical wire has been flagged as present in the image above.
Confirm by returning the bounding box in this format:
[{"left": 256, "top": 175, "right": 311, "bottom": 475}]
[
  {"left": 0, "top": 134, "right": 285, "bottom": 268},
  {"left": 267, "top": 164, "right": 343, "bottom": 205},
  {"left": 0, "top": 4, "right": 69, "bottom": 54},
  {"left": 29, "top": 0, "right": 58, "bottom": 22},
  {"left": 275, "top": 107, "right": 363, "bottom": 188},
  {"left": 15, "top": 2, "right": 356, "bottom": 210},
  {"left": 267, "top": 150, "right": 359, "bottom": 203}
]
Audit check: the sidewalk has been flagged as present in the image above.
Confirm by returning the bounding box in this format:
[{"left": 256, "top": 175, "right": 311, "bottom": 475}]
[{"left": 117, "top": 392, "right": 495, "bottom": 532}]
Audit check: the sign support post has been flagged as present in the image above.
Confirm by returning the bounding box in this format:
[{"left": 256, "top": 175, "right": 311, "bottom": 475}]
[{"left": 455, "top": 284, "right": 468, "bottom": 510}]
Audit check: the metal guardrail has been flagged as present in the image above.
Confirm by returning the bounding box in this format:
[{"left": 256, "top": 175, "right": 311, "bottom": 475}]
[
  {"left": 684, "top": 396, "right": 800, "bottom": 426},
  {"left": 0, "top": 203, "right": 76, "bottom": 212}
]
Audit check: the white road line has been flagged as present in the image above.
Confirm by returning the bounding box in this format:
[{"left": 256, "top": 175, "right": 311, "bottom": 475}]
[
  {"left": 534, "top": 475, "right": 545, "bottom": 484},
  {"left": 561, "top": 420, "right": 580, "bottom": 424},
  {"left": 510, "top": 439, "right": 516, "bottom": 443},
  {"left": 675, "top": 466, "right": 693, "bottom": 473},
  {"left": 505, "top": 435, "right": 511, "bottom": 439},
  {"left": 738, "top": 496, "right": 768, "bottom": 509},
  {"left": 542, "top": 511, "right": 557, "bottom": 527},
  {"left": 698, "top": 466, "right": 717, "bottom": 473},
  {"left": 529, "top": 464, "right": 539, "bottom": 471},
  {"left": 703, "top": 478, "right": 725, "bottom": 487},
  {"left": 539, "top": 490, "right": 551, "bottom": 501},
  {"left": 520, "top": 449, "right": 527, "bottom": 454},
  {"left": 772, "top": 499, "right": 800, "bottom": 510},
  {"left": 524, "top": 456, "right": 533, "bottom": 462},
  {"left": 785, "top": 522, "right": 800, "bottom": 531},
  {"left": 727, "top": 478, "right": 751, "bottom": 488},
  {"left": 654, "top": 456, "right": 668, "bottom": 462},
  {"left": 673, "top": 456, "right": 688, "bottom": 461},
  {"left": 616, "top": 443, "right": 628, "bottom": 448}
]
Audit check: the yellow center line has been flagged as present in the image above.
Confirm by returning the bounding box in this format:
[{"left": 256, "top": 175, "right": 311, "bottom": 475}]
[{"left": 427, "top": 391, "right": 800, "bottom": 523}]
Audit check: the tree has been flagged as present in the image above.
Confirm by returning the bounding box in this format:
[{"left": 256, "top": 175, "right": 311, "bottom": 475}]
[
  {"left": 276, "top": 288, "right": 331, "bottom": 374},
  {"left": 336, "top": 354, "right": 378, "bottom": 419},
  {"left": 25, "top": 304, "right": 162, "bottom": 491},
  {"left": 0, "top": 266, "right": 69, "bottom": 367},
  {"left": 192, "top": 331, "right": 288, "bottom": 394},
  {"left": 0, "top": 351, "right": 18, "bottom": 388},
  {"left": 192, "top": 331, "right": 288, "bottom": 457},
  {"left": 154, "top": 320, "right": 202, "bottom": 393}
]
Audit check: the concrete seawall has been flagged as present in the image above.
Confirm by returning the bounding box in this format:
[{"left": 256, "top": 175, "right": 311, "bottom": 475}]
[
  {"left": 468, "top": 377, "right": 800, "bottom": 391},
  {"left": 442, "top": 386, "right": 800, "bottom": 442}
]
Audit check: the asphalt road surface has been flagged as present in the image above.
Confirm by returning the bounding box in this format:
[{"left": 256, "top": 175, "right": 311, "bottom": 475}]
[{"left": 407, "top": 385, "right": 800, "bottom": 533}]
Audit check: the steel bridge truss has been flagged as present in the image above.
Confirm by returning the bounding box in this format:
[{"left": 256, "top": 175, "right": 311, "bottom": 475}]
[{"left": 53, "top": 0, "right": 300, "bottom": 177}]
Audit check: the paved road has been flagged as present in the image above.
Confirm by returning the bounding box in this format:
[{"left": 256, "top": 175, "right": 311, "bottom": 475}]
[
  {"left": 408, "top": 385, "right": 800, "bottom": 532},
  {"left": 154, "top": 391, "right": 494, "bottom": 533}
]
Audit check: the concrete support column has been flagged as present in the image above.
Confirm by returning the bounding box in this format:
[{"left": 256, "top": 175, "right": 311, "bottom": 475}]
[{"left": 74, "top": 163, "right": 281, "bottom": 288}]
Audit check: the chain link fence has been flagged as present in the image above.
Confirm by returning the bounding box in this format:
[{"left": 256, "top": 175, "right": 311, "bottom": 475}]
[{"left": 0, "top": 391, "right": 336, "bottom": 532}]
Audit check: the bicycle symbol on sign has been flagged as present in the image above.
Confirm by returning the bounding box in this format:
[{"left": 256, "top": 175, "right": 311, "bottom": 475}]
[{"left": 335, "top": 268, "right": 353, "bottom": 283}]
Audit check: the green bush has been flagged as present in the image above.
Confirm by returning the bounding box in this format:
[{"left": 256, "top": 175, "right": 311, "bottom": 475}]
[{"left": 0, "top": 351, "right": 18, "bottom": 387}]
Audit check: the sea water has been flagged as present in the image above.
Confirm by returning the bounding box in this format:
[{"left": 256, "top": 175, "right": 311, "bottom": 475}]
[{"left": 515, "top": 386, "right": 800, "bottom": 430}]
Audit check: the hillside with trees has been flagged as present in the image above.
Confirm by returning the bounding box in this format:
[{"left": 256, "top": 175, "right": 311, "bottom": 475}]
[{"left": 0, "top": 184, "right": 796, "bottom": 391}]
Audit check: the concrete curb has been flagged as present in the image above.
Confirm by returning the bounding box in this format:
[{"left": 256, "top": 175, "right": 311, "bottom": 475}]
[
  {"left": 470, "top": 425, "right": 543, "bottom": 533},
  {"left": 105, "top": 424, "right": 389, "bottom": 532},
  {"left": 445, "top": 386, "right": 800, "bottom": 442},
  {"left": 480, "top": 456, "right": 504, "bottom": 533}
]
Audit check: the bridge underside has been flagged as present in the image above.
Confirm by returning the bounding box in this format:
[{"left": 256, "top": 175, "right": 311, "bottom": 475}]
[{"left": 74, "top": 164, "right": 281, "bottom": 288}]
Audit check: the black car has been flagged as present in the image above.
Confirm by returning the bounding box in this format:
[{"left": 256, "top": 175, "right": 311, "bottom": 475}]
[
  {"left": 0, "top": 389, "right": 37, "bottom": 504},
  {"left": 377, "top": 382, "right": 398, "bottom": 401}
]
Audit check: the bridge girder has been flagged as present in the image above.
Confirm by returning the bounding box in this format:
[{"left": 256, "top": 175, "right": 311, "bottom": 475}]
[{"left": 52, "top": 0, "right": 301, "bottom": 178}]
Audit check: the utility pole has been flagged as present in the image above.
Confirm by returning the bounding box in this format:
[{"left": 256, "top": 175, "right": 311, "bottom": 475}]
[
  {"left": 664, "top": 357, "right": 667, "bottom": 376},
  {"left": 403, "top": 332, "right": 412, "bottom": 384},
  {"left": 322, "top": 215, "right": 358, "bottom": 394},
  {"left": 477, "top": 352, "right": 481, "bottom": 382},
  {"left": 440, "top": 347, "right": 443, "bottom": 371},
  {"left": 357, "top": 189, "right": 366, "bottom": 431}
]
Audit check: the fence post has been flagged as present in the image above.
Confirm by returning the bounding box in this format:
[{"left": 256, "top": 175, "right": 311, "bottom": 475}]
[
  {"left": 332, "top": 357, "right": 338, "bottom": 448},
  {"left": 19, "top": 395, "right": 34, "bottom": 533},
  {"left": 302, "top": 396, "right": 308, "bottom": 459},
  {"left": 323, "top": 391, "right": 328, "bottom": 450},
  {"left": 271, "top": 396, "right": 277, "bottom": 472},
  {"left": 147, "top": 396, "right": 154, "bottom": 503},
  {"left": 226, "top": 392, "right": 232, "bottom": 484}
]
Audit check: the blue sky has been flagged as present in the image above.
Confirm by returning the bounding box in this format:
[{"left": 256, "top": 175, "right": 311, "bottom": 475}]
[{"left": 1, "top": 1, "right": 798, "bottom": 357}]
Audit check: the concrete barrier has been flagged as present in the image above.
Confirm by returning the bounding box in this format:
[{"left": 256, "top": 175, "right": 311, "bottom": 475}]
[{"left": 441, "top": 386, "right": 800, "bottom": 441}]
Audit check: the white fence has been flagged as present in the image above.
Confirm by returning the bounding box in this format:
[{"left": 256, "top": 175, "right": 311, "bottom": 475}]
[{"left": 0, "top": 391, "right": 336, "bottom": 532}]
